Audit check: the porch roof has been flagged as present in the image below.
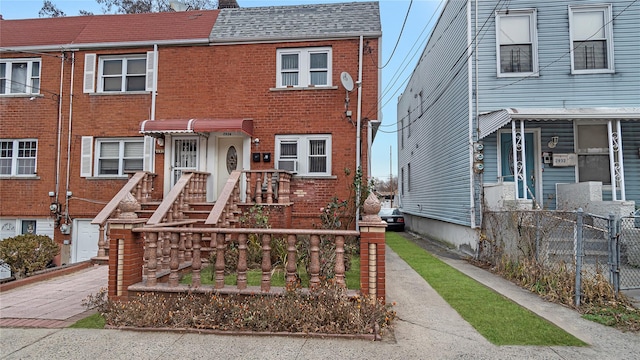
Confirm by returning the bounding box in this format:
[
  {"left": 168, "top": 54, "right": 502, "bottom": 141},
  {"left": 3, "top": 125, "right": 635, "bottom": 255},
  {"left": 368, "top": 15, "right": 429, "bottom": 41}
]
[
  {"left": 139, "top": 118, "right": 253, "bottom": 137},
  {"left": 478, "top": 107, "right": 640, "bottom": 139}
]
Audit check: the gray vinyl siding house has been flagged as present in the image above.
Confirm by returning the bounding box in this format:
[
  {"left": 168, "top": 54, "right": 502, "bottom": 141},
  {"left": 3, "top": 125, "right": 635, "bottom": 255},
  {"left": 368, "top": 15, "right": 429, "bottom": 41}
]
[{"left": 397, "top": 0, "right": 640, "bottom": 253}]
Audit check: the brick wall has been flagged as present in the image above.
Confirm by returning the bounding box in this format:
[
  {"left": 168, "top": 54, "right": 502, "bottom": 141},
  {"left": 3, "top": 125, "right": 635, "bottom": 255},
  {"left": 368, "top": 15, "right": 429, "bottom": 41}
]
[
  {"left": 108, "top": 222, "right": 145, "bottom": 301},
  {"left": 1, "top": 37, "right": 380, "bottom": 240}
]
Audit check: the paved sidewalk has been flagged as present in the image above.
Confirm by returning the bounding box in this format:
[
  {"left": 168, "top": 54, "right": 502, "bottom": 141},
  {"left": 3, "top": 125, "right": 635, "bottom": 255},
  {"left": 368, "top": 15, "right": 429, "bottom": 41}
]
[
  {"left": 0, "top": 265, "right": 107, "bottom": 328},
  {"left": 1, "top": 239, "right": 639, "bottom": 359}
]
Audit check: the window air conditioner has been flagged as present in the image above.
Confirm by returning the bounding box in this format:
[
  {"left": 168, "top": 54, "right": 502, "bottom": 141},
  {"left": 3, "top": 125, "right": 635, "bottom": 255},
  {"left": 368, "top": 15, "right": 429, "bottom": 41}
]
[{"left": 278, "top": 160, "right": 298, "bottom": 173}]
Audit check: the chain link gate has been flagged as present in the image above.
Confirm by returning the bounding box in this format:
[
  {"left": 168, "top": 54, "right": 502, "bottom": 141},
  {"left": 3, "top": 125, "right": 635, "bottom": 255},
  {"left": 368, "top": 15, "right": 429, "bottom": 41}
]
[{"left": 616, "top": 215, "right": 640, "bottom": 291}]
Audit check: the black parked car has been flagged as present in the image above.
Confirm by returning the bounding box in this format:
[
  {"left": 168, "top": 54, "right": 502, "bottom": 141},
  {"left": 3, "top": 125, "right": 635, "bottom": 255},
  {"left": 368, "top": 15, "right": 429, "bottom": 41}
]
[{"left": 378, "top": 208, "right": 405, "bottom": 231}]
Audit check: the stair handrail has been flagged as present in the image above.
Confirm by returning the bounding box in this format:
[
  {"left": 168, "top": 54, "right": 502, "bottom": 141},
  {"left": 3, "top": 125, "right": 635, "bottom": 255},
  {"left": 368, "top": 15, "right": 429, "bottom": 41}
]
[
  {"left": 92, "top": 171, "right": 153, "bottom": 226},
  {"left": 147, "top": 171, "right": 210, "bottom": 225},
  {"left": 205, "top": 170, "right": 242, "bottom": 226}
]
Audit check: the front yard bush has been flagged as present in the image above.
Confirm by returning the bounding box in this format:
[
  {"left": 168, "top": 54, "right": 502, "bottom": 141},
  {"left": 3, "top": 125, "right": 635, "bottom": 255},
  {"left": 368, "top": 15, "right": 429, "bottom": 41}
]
[{"left": 0, "top": 234, "right": 59, "bottom": 279}]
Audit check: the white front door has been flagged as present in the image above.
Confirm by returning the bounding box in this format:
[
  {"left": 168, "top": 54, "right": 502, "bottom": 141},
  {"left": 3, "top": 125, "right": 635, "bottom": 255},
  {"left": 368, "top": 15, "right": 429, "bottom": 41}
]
[
  {"left": 216, "top": 137, "right": 244, "bottom": 195},
  {"left": 172, "top": 137, "right": 199, "bottom": 186},
  {"left": 73, "top": 220, "right": 99, "bottom": 263}
]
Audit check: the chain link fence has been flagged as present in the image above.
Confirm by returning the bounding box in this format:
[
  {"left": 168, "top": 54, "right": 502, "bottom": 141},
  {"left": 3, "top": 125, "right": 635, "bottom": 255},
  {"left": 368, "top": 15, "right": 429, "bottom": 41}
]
[
  {"left": 618, "top": 215, "right": 640, "bottom": 290},
  {"left": 481, "top": 209, "right": 615, "bottom": 307}
]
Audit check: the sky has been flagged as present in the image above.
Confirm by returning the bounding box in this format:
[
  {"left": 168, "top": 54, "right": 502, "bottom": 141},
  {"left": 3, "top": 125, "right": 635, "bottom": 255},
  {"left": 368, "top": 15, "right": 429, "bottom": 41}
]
[{"left": 0, "top": 0, "right": 442, "bottom": 181}]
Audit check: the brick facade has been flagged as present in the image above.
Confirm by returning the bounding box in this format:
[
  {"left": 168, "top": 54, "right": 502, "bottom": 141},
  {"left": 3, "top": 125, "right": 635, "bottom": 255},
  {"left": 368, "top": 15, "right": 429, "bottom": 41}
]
[
  {"left": 0, "top": 10, "right": 380, "bottom": 264},
  {"left": 107, "top": 221, "right": 146, "bottom": 301}
]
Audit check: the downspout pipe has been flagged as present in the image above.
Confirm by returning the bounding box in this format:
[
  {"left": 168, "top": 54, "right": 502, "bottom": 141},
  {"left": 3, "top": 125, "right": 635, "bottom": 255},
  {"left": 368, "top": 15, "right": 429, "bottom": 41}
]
[
  {"left": 355, "top": 35, "right": 363, "bottom": 231},
  {"left": 64, "top": 51, "right": 76, "bottom": 224},
  {"left": 151, "top": 44, "right": 158, "bottom": 120},
  {"left": 467, "top": 1, "right": 476, "bottom": 228},
  {"left": 55, "top": 52, "right": 65, "bottom": 205}
]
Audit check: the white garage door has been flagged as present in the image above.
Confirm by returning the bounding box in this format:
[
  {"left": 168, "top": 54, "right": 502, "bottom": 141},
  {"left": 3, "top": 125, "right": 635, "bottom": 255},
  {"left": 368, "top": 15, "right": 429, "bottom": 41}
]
[{"left": 73, "top": 220, "right": 99, "bottom": 263}]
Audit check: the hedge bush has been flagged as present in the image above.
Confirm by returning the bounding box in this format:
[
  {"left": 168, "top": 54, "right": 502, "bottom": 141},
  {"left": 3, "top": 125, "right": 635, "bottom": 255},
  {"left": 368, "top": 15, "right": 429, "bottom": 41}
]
[{"left": 0, "top": 234, "right": 59, "bottom": 279}]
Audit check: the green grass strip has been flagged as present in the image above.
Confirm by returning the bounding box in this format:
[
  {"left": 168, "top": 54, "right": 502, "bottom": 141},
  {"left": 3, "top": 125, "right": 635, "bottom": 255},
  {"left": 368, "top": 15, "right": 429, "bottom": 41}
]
[
  {"left": 386, "top": 232, "right": 586, "bottom": 346},
  {"left": 69, "top": 313, "right": 105, "bottom": 329}
]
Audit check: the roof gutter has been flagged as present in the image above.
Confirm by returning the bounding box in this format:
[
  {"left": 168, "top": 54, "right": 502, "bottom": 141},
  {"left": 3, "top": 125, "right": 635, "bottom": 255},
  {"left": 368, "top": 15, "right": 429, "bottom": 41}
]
[{"left": 508, "top": 113, "right": 640, "bottom": 120}]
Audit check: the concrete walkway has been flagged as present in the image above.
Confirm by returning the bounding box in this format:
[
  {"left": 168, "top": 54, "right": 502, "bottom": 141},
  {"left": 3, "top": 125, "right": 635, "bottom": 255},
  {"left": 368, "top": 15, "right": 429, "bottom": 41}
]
[
  {"left": 0, "top": 265, "right": 107, "bottom": 328},
  {"left": 1, "top": 237, "right": 639, "bottom": 359}
]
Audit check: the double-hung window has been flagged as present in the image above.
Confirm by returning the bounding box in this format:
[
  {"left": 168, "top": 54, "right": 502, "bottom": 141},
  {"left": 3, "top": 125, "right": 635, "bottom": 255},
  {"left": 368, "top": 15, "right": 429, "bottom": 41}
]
[
  {"left": 576, "top": 124, "right": 610, "bottom": 185},
  {"left": 275, "top": 134, "right": 332, "bottom": 176},
  {"left": 569, "top": 4, "right": 614, "bottom": 74},
  {"left": 95, "top": 138, "right": 144, "bottom": 176},
  {"left": 0, "top": 139, "right": 37, "bottom": 176},
  {"left": 495, "top": 9, "right": 538, "bottom": 77},
  {"left": 276, "top": 47, "right": 332, "bottom": 88},
  {"left": 0, "top": 59, "right": 41, "bottom": 95},
  {"left": 84, "top": 52, "right": 155, "bottom": 94},
  {"left": 99, "top": 55, "right": 146, "bottom": 92}
]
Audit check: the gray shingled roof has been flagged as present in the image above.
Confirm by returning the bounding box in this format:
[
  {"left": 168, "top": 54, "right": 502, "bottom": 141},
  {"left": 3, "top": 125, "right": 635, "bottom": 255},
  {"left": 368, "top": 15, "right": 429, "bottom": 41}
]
[{"left": 210, "top": 1, "right": 381, "bottom": 42}]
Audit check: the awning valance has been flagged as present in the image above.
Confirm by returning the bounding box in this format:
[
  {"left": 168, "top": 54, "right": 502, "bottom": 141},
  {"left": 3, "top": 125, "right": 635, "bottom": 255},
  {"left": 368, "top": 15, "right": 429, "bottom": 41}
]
[
  {"left": 139, "top": 118, "right": 253, "bottom": 137},
  {"left": 478, "top": 107, "right": 640, "bottom": 139}
]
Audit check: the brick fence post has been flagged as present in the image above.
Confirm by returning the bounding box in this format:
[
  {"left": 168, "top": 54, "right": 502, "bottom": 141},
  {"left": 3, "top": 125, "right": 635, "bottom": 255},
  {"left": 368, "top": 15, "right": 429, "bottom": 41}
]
[
  {"left": 107, "top": 219, "right": 147, "bottom": 302},
  {"left": 359, "top": 192, "right": 387, "bottom": 302}
]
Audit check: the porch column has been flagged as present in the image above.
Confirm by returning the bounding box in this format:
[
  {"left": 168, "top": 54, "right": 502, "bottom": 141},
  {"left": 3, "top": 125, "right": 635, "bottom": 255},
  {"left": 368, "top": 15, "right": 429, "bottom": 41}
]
[
  {"left": 511, "top": 120, "right": 528, "bottom": 200},
  {"left": 608, "top": 120, "right": 626, "bottom": 201}
]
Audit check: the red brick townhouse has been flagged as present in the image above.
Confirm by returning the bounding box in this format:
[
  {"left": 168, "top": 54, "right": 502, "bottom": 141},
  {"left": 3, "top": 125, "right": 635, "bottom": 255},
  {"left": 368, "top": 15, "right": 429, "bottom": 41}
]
[{"left": 0, "top": 2, "right": 382, "bottom": 268}]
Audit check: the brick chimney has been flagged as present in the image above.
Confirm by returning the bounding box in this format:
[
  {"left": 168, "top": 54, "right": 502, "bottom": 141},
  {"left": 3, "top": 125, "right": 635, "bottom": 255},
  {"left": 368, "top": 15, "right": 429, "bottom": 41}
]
[{"left": 218, "top": 0, "right": 239, "bottom": 9}]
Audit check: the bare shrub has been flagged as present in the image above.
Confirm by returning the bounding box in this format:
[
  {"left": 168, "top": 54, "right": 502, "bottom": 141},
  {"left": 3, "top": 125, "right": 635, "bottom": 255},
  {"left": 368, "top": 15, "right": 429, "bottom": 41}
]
[{"left": 84, "top": 281, "right": 395, "bottom": 335}]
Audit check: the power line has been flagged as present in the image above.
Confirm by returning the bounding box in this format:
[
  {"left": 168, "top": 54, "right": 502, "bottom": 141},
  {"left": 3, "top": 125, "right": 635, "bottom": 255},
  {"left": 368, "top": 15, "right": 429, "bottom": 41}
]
[
  {"left": 489, "top": 0, "right": 639, "bottom": 91},
  {"left": 378, "top": 0, "right": 506, "bottom": 133},
  {"left": 367, "top": 0, "right": 453, "bottom": 126},
  {"left": 380, "top": 0, "right": 637, "bottom": 135},
  {"left": 378, "top": 0, "right": 414, "bottom": 69},
  {"left": 364, "top": 0, "right": 447, "bottom": 126}
]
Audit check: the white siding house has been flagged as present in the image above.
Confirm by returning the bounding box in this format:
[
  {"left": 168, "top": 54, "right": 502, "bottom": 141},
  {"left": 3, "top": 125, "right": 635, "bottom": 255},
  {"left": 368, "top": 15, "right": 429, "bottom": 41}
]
[{"left": 397, "top": 0, "right": 640, "bottom": 253}]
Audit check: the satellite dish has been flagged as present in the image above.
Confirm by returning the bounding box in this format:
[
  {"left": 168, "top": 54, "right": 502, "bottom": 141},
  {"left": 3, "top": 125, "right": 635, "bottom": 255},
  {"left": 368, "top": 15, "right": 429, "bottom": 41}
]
[
  {"left": 170, "top": 1, "right": 189, "bottom": 11},
  {"left": 340, "top": 72, "right": 354, "bottom": 92}
]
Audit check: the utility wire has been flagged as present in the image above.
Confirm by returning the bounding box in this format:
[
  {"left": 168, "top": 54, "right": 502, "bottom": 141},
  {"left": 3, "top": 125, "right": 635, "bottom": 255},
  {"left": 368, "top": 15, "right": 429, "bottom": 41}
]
[
  {"left": 378, "top": 0, "right": 636, "bottom": 135},
  {"left": 368, "top": 0, "right": 453, "bottom": 126},
  {"left": 489, "top": 0, "right": 639, "bottom": 91},
  {"left": 374, "top": 1, "right": 449, "bottom": 123},
  {"left": 379, "top": 0, "right": 414, "bottom": 69},
  {"left": 377, "top": 0, "right": 505, "bottom": 132}
]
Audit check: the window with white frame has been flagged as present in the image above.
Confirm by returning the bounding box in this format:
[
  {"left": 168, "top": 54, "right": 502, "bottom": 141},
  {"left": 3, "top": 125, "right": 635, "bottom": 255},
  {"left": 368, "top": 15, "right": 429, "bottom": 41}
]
[
  {"left": 98, "top": 55, "right": 146, "bottom": 92},
  {"left": 276, "top": 47, "right": 332, "bottom": 88},
  {"left": 95, "top": 138, "right": 144, "bottom": 176},
  {"left": 275, "top": 134, "right": 332, "bottom": 176},
  {"left": 0, "top": 139, "right": 37, "bottom": 176},
  {"left": 569, "top": 4, "right": 614, "bottom": 73},
  {"left": 495, "top": 9, "right": 537, "bottom": 76},
  {"left": 0, "top": 59, "right": 41, "bottom": 95},
  {"left": 576, "top": 124, "right": 610, "bottom": 185}
]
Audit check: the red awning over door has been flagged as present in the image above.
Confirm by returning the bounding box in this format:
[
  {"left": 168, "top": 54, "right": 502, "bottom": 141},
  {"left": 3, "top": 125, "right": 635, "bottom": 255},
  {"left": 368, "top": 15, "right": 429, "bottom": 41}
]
[{"left": 140, "top": 118, "right": 253, "bottom": 137}]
